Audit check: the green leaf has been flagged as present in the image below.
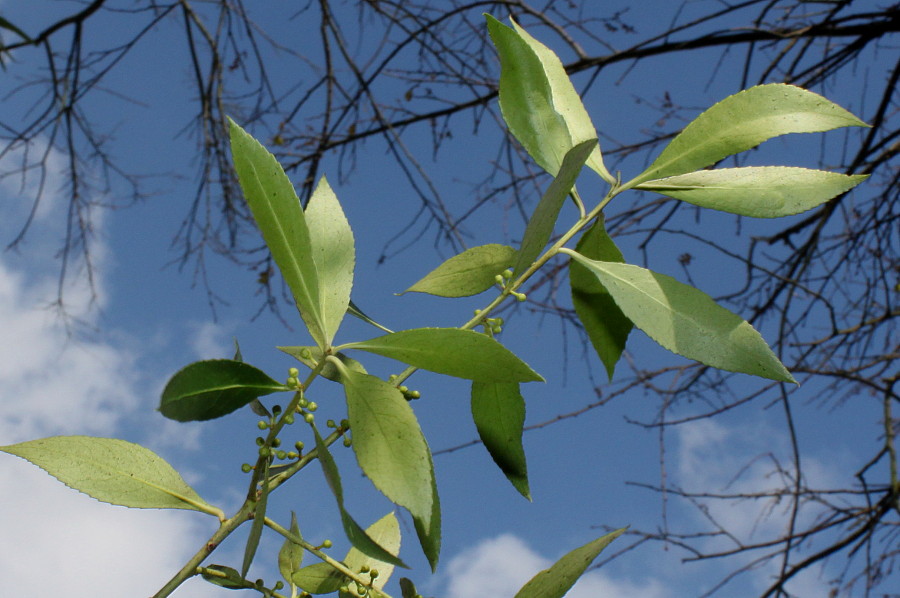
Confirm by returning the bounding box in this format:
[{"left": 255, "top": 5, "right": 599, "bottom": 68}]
[
  {"left": 561, "top": 251, "right": 796, "bottom": 384},
  {"left": 402, "top": 244, "right": 516, "bottom": 297},
  {"left": 312, "top": 426, "right": 408, "bottom": 568},
  {"left": 486, "top": 15, "right": 571, "bottom": 177},
  {"left": 242, "top": 459, "right": 270, "bottom": 577},
  {"left": 399, "top": 578, "right": 420, "bottom": 598},
  {"left": 508, "top": 18, "right": 613, "bottom": 183},
  {"left": 339, "top": 368, "right": 440, "bottom": 570},
  {"left": 514, "top": 529, "right": 626, "bottom": 598},
  {"left": 631, "top": 84, "right": 869, "bottom": 186},
  {"left": 278, "top": 346, "right": 367, "bottom": 382},
  {"left": 343, "top": 328, "right": 543, "bottom": 383},
  {"left": 306, "top": 176, "right": 355, "bottom": 345},
  {"left": 347, "top": 299, "right": 393, "bottom": 333},
  {"left": 292, "top": 562, "right": 345, "bottom": 594},
  {"left": 278, "top": 512, "right": 304, "bottom": 585},
  {"left": 511, "top": 139, "right": 597, "bottom": 280},
  {"left": 636, "top": 167, "right": 868, "bottom": 218},
  {"left": 159, "top": 359, "right": 286, "bottom": 422},
  {"left": 569, "top": 217, "right": 633, "bottom": 380},
  {"left": 0, "top": 436, "right": 214, "bottom": 512},
  {"left": 485, "top": 16, "right": 613, "bottom": 183},
  {"left": 471, "top": 382, "right": 530, "bottom": 499},
  {"left": 228, "top": 118, "right": 325, "bottom": 345},
  {"left": 340, "top": 513, "right": 402, "bottom": 596},
  {"left": 201, "top": 564, "right": 246, "bottom": 590}
]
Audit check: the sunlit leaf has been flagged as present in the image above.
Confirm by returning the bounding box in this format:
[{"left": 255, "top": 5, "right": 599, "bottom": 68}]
[
  {"left": 399, "top": 578, "right": 420, "bottom": 598},
  {"left": 228, "top": 119, "right": 325, "bottom": 345},
  {"left": 471, "top": 382, "right": 530, "bottom": 499},
  {"left": 312, "top": 426, "right": 407, "bottom": 568},
  {"left": 339, "top": 368, "right": 440, "bottom": 570},
  {"left": 511, "top": 139, "right": 597, "bottom": 280},
  {"left": 486, "top": 15, "right": 571, "bottom": 176},
  {"left": 292, "top": 562, "right": 344, "bottom": 594},
  {"left": 0, "top": 436, "right": 214, "bottom": 512},
  {"left": 514, "top": 529, "right": 626, "bottom": 598},
  {"left": 509, "top": 18, "right": 613, "bottom": 183},
  {"left": 306, "top": 176, "right": 355, "bottom": 345},
  {"left": 561, "top": 252, "right": 796, "bottom": 384},
  {"left": 637, "top": 166, "right": 868, "bottom": 217},
  {"left": 159, "top": 359, "right": 286, "bottom": 422},
  {"left": 402, "top": 244, "right": 516, "bottom": 297},
  {"left": 569, "top": 216, "right": 632, "bottom": 380},
  {"left": 343, "top": 328, "right": 543, "bottom": 383},
  {"left": 278, "top": 512, "right": 304, "bottom": 585},
  {"left": 631, "top": 84, "right": 869, "bottom": 186},
  {"left": 340, "top": 513, "right": 402, "bottom": 596}
]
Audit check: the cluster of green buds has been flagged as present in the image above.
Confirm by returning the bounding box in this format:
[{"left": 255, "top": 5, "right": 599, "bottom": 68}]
[
  {"left": 286, "top": 367, "right": 302, "bottom": 389},
  {"left": 388, "top": 374, "right": 421, "bottom": 401},
  {"left": 474, "top": 308, "right": 505, "bottom": 336},
  {"left": 339, "top": 566, "right": 380, "bottom": 596},
  {"left": 495, "top": 268, "right": 527, "bottom": 301}
]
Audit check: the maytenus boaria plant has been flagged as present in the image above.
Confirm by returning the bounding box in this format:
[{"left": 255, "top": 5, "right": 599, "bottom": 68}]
[{"left": 0, "top": 14, "right": 868, "bottom": 598}]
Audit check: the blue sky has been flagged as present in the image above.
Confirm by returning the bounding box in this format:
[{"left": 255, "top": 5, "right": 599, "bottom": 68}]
[{"left": 0, "top": 2, "right": 887, "bottom": 597}]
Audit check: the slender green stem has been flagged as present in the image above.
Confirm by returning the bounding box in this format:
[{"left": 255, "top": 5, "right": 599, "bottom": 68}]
[
  {"left": 152, "top": 500, "right": 256, "bottom": 598},
  {"left": 264, "top": 517, "right": 396, "bottom": 598}
]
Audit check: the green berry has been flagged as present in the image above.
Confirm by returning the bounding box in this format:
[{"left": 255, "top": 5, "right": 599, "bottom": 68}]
[
  {"left": 322, "top": 539, "right": 333, "bottom": 549},
  {"left": 283, "top": 413, "right": 295, "bottom": 425},
  {"left": 343, "top": 436, "right": 352, "bottom": 447},
  {"left": 257, "top": 420, "right": 268, "bottom": 430},
  {"left": 255, "top": 437, "right": 265, "bottom": 446},
  {"left": 241, "top": 463, "right": 252, "bottom": 473},
  {"left": 288, "top": 367, "right": 299, "bottom": 378},
  {"left": 295, "top": 440, "right": 305, "bottom": 451},
  {"left": 307, "top": 401, "right": 318, "bottom": 412},
  {"left": 287, "top": 451, "right": 298, "bottom": 459},
  {"left": 327, "top": 419, "right": 336, "bottom": 428},
  {"left": 408, "top": 390, "right": 421, "bottom": 399},
  {"left": 258, "top": 447, "right": 271, "bottom": 457},
  {"left": 503, "top": 269, "right": 513, "bottom": 278},
  {"left": 369, "top": 569, "right": 379, "bottom": 579},
  {"left": 276, "top": 450, "right": 288, "bottom": 460},
  {"left": 272, "top": 437, "right": 281, "bottom": 448},
  {"left": 304, "top": 413, "right": 315, "bottom": 423}
]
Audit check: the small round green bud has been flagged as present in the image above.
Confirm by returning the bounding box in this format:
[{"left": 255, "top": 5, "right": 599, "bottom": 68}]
[
  {"left": 255, "top": 579, "right": 264, "bottom": 588},
  {"left": 255, "top": 437, "right": 265, "bottom": 446},
  {"left": 474, "top": 309, "right": 482, "bottom": 315},
  {"left": 288, "top": 367, "right": 299, "bottom": 378},
  {"left": 299, "top": 348, "right": 312, "bottom": 359},
  {"left": 258, "top": 447, "right": 271, "bottom": 457},
  {"left": 322, "top": 539, "right": 333, "bottom": 549},
  {"left": 398, "top": 385, "right": 408, "bottom": 394},
  {"left": 492, "top": 325, "right": 503, "bottom": 334},
  {"left": 276, "top": 450, "right": 288, "bottom": 460},
  {"left": 494, "top": 274, "right": 504, "bottom": 284},
  {"left": 339, "top": 586, "right": 350, "bottom": 594},
  {"left": 257, "top": 420, "right": 268, "bottom": 430},
  {"left": 241, "top": 463, "right": 252, "bottom": 473},
  {"left": 388, "top": 374, "right": 398, "bottom": 382},
  {"left": 307, "top": 401, "right": 318, "bottom": 412},
  {"left": 503, "top": 269, "right": 513, "bottom": 278},
  {"left": 343, "top": 436, "right": 352, "bottom": 447},
  {"left": 298, "top": 398, "right": 309, "bottom": 408},
  {"left": 360, "top": 565, "right": 370, "bottom": 573},
  {"left": 287, "top": 451, "right": 299, "bottom": 459},
  {"left": 274, "top": 580, "right": 285, "bottom": 590},
  {"left": 272, "top": 405, "right": 282, "bottom": 415},
  {"left": 326, "top": 419, "right": 336, "bottom": 428},
  {"left": 304, "top": 412, "right": 315, "bottom": 424},
  {"left": 272, "top": 437, "right": 282, "bottom": 448},
  {"left": 283, "top": 413, "right": 295, "bottom": 425},
  {"left": 295, "top": 440, "right": 305, "bottom": 451},
  {"left": 340, "top": 419, "right": 350, "bottom": 429},
  {"left": 369, "top": 568, "right": 379, "bottom": 579},
  {"left": 408, "top": 390, "right": 421, "bottom": 399}
]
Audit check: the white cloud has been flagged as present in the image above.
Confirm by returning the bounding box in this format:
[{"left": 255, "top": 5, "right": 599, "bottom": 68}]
[
  {"left": 443, "top": 534, "right": 668, "bottom": 598},
  {"left": 0, "top": 141, "right": 220, "bottom": 597},
  {"left": 675, "top": 419, "right": 839, "bottom": 595}
]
